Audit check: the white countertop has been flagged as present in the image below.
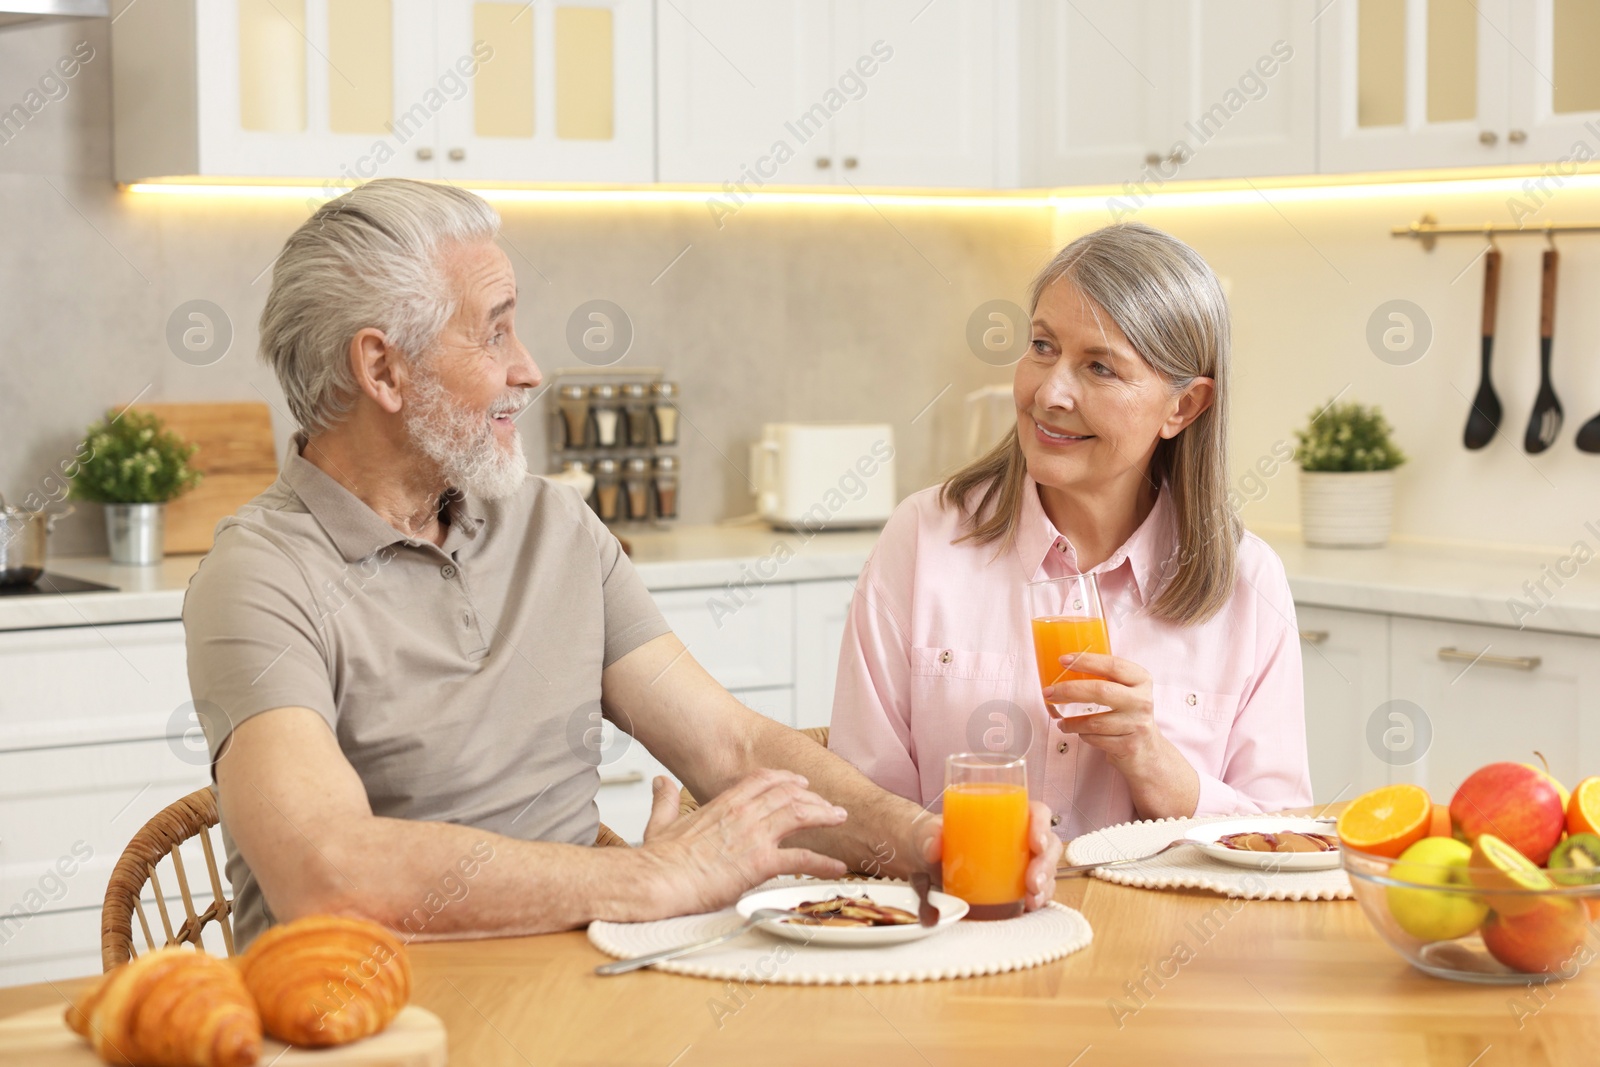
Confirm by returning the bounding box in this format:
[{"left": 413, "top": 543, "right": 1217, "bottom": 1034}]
[
  {"left": 0, "top": 523, "right": 882, "bottom": 632},
  {"left": 1253, "top": 525, "right": 1600, "bottom": 638},
  {"left": 3, "top": 522, "right": 1598, "bottom": 639}
]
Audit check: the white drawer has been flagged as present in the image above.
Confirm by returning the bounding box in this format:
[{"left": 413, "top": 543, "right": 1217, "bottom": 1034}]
[
  {"left": 653, "top": 584, "right": 794, "bottom": 690},
  {"left": 0, "top": 740, "right": 212, "bottom": 913},
  {"left": 0, "top": 622, "right": 192, "bottom": 750}
]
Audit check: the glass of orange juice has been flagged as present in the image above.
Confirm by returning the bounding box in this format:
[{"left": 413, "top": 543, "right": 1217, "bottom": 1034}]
[
  {"left": 941, "top": 753, "right": 1030, "bottom": 921},
  {"left": 1025, "top": 573, "right": 1110, "bottom": 717}
]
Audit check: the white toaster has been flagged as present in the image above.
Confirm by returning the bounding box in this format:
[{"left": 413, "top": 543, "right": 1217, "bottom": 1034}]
[{"left": 750, "top": 423, "right": 897, "bottom": 531}]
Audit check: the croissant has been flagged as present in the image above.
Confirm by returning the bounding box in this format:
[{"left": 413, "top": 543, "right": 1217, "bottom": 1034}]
[
  {"left": 65, "top": 947, "right": 262, "bottom": 1067},
  {"left": 239, "top": 915, "right": 411, "bottom": 1047}
]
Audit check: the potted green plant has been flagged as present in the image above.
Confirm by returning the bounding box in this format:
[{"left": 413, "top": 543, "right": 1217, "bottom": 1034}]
[
  {"left": 68, "top": 409, "right": 202, "bottom": 565},
  {"left": 1294, "top": 399, "right": 1406, "bottom": 548}
]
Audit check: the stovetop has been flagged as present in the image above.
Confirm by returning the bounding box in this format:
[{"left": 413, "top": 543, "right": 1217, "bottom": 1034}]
[{"left": 0, "top": 573, "right": 120, "bottom": 596}]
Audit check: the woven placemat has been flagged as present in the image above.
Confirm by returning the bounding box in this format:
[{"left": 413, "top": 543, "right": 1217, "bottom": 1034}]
[
  {"left": 1065, "top": 816, "right": 1353, "bottom": 901},
  {"left": 588, "top": 879, "right": 1093, "bottom": 985}
]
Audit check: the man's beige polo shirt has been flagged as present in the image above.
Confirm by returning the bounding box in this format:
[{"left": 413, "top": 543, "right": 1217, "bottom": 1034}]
[{"left": 182, "top": 436, "right": 670, "bottom": 946}]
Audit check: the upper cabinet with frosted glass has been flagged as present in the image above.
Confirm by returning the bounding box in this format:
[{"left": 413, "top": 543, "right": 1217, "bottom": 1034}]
[
  {"left": 109, "top": 0, "right": 653, "bottom": 184},
  {"left": 1319, "top": 0, "right": 1600, "bottom": 173}
]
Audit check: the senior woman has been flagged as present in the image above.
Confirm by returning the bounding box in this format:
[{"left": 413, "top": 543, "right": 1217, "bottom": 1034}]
[{"left": 830, "top": 221, "right": 1311, "bottom": 837}]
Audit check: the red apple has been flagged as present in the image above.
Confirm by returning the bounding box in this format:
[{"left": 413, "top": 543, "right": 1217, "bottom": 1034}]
[
  {"left": 1480, "top": 898, "right": 1590, "bottom": 975},
  {"left": 1450, "top": 762, "right": 1566, "bottom": 866}
]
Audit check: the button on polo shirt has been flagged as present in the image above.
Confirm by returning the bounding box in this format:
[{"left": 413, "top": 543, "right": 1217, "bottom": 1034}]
[{"left": 183, "top": 434, "right": 670, "bottom": 946}]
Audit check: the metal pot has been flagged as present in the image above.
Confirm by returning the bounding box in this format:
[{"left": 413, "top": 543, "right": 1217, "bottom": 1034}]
[{"left": 0, "top": 503, "right": 73, "bottom": 586}]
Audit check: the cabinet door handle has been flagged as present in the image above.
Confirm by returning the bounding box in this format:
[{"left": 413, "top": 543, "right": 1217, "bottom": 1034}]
[
  {"left": 815, "top": 156, "right": 832, "bottom": 169},
  {"left": 1437, "top": 647, "right": 1541, "bottom": 671},
  {"left": 1479, "top": 130, "right": 1499, "bottom": 146},
  {"left": 1508, "top": 129, "right": 1528, "bottom": 144},
  {"left": 598, "top": 770, "right": 645, "bottom": 787},
  {"left": 416, "top": 146, "right": 434, "bottom": 161},
  {"left": 449, "top": 147, "right": 466, "bottom": 162},
  {"left": 1299, "top": 629, "right": 1329, "bottom": 644},
  {"left": 842, "top": 156, "right": 858, "bottom": 169}
]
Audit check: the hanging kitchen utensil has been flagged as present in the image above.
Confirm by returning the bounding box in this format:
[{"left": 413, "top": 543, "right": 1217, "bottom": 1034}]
[
  {"left": 1523, "top": 245, "right": 1563, "bottom": 453},
  {"left": 1577, "top": 410, "right": 1600, "bottom": 452},
  {"left": 1463, "top": 244, "right": 1502, "bottom": 450}
]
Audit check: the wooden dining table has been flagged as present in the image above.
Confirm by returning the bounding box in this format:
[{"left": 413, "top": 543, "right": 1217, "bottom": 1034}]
[{"left": 5, "top": 867, "right": 1599, "bottom": 1067}]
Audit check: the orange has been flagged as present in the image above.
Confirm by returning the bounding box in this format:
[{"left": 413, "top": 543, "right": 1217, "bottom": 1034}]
[
  {"left": 1337, "top": 784, "right": 1433, "bottom": 858},
  {"left": 1568, "top": 777, "right": 1600, "bottom": 837},
  {"left": 1428, "top": 802, "right": 1451, "bottom": 838}
]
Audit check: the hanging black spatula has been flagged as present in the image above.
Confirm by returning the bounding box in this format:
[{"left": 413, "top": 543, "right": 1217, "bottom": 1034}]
[
  {"left": 1463, "top": 246, "right": 1502, "bottom": 450},
  {"left": 1524, "top": 248, "right": 1563, "bottom": 454}
]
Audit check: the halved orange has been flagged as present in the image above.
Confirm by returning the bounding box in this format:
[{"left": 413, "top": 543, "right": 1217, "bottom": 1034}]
[
  {"left": 1428, "top": 802, "right": 1451, "bottom": 838},
  {"left": 1337, "top": 784, "right": 1433, "bottom": 858},
  {"left": 1568, "top": 777, "right": 1600, "bottom": 837}
]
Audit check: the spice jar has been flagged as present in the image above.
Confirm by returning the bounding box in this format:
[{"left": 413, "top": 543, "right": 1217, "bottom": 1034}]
[
  {"left": 623, "top": 457, "right": 651, "bottom": 521},
  {"left": 590, "top": 383, "right": 622, "bottom": 448},
  {"left": 653, "top": 454, "right": 679, "bottom": 520},
  {"left": 558, "top": 385, "right": 589, "bottom": 449},
  {"left": 593, "top": 458, "right": 621, "bottom": 523},
  {"left": 621, "top": 381, "right": 652, "bottom": 448},
  {"left": 651, "top": 381, "right": 680, "bottom": 446}
]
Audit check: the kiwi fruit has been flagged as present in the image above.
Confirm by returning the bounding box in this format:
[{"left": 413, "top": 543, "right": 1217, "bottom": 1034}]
[{"left": 1548, "top": 832, "right": 1600, "bottom": 886}]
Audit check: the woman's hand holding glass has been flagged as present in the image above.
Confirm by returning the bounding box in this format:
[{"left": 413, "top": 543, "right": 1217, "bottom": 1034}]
[{"left": 1044, "top": 652, "right": 1200, "bottom": 819}]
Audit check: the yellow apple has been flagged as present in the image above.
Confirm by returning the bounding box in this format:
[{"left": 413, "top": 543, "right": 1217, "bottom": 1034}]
[{"left": 1386, "top": 837, "right": 1489, "bottom": 942}]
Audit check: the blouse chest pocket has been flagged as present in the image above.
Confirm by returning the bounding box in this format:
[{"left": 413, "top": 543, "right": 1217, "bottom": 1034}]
[
  {"left": 1153, "top": 683, "right": 1239, "bottom": 767},
  {"left": 911, "top": 646, "right": 1017, "bottom": 681}
]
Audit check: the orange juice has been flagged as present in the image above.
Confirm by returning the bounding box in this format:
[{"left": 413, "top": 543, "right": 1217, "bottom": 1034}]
[
  {"left": 942, "top": 782, "right": 1030, "bottom": 919},
  {"left": 1030, "top": 615, "right": 1111, "bottom": 690}
]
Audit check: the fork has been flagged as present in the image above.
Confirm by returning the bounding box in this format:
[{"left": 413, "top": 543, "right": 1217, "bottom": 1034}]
[
  {"left": 1054, "top": 839, "right": 1193, "bottom": 879},
  {"left": 594, "top": 908, "right": 807, "bottom": 976}
]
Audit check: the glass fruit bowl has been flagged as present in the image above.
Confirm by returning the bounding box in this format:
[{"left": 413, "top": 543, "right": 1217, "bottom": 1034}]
[{"left": 1344, "top": 844, "right": 1600, "bottom": 984}]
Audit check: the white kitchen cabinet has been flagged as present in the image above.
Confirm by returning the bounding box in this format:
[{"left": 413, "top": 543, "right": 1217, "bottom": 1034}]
[
  {"left": 1318, "top": 0, "right": 1514, "bottom": 173},
  {"left": 1022, "top": 0, "right": 1174, "bottom": 186},
  {"left": 432, "top": 0, "right": 655, "bottom": 183},
  {"left": 655, "top": 0, "right": 833, "bottom": 185},
  {"left": 1505, "top": 0, "right": 1600, "bottom": 165},
  {"left": 1161, "top": 0, "right": 1319, "bottom": 180},
  {"left": 651, "top": 584, "right": 795, "bottom": 691},
  {"left": 113, "top": 0, "right": 437, "bottom": 183},
  {"left": 1024, "top": 0, "right": 1316, "bottom": 188},
  {"left": 656, "top": 0, "right": 1004, "bottom": 188},
  {"left": 829, "top": 0, "right": 999, "bottom": 188},
  {"left": 0, "top": 622, "right": 190, "bottom": 749},
  {"left": 1296, "top": 605, "right": 1392, "bottom": 804},
  {"left": 793, "top": 578, "right": 856, "bottom": 730},
  {"left": 1387, "top": 615, "right": 1600, "bottom": 797},
  {"left": 111, "top": 0, "right": 653, "bottom": 184}
]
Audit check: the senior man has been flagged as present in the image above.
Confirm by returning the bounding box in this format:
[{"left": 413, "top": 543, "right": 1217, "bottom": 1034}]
[{"left": 184, "top": 178, "right": 1060, "bottom": 945}]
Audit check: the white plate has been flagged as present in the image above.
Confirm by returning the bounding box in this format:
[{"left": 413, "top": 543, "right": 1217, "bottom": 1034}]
[
  {"left": 736, "top": 881, "right": 968, "bottom": 946},
  {"left": 1183, "top": 817, "right": 1343, "bottom": 871}
]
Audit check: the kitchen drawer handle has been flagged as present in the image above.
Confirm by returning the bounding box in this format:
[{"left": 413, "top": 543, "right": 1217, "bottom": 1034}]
[
  {"left": 1437, "top": 647, "right": 1542, "bottom": 671},
  {"left": 598, "top": 770, "right": 645, "bottom": 787},
  {"left": 1299, "top": 629, "right": 1329, "bottom": 645}
]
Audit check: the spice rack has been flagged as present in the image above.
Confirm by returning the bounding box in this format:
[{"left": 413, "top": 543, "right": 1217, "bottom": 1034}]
[{"left": 548, "top": 368, "right": 680, "bottom": 526}]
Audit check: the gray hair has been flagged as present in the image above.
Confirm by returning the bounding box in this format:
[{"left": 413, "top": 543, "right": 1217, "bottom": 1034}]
[
  {"left": 943, "top": 220, "right": 1240, "bottom": 625},
  {"left": 258, "top": 179, "right": 501, "bottom": 434}
]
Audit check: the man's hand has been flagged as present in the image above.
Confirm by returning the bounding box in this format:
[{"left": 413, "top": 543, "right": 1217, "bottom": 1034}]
[
  {"left": 915, "top": 800, "right": 1063, "bottom": 912},
  {"left": 635, "top": 769, "right": 849, "bottom": 915}
]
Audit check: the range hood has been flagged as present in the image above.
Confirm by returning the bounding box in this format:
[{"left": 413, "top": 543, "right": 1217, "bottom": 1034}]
[{"left": 0, "top": 0, "right": 107, "bottom": 31}]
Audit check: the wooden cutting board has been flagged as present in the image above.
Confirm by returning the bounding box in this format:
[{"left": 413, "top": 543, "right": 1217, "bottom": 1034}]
[
  {"left": 134, "top": 402, "right": 279, "bottom": 554},
  {"left": 0, "top": 1004, "right": 446, "bottom": 1066}
]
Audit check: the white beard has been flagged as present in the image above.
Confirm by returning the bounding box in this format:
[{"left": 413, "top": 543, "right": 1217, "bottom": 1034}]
[{"left": 403, "top": 368, "right": 528, "bottom": 501}]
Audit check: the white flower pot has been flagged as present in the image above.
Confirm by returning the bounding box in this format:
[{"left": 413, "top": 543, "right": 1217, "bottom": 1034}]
[{"left": 1298, "top": 469, "right": 1395, "bottom": 548}]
